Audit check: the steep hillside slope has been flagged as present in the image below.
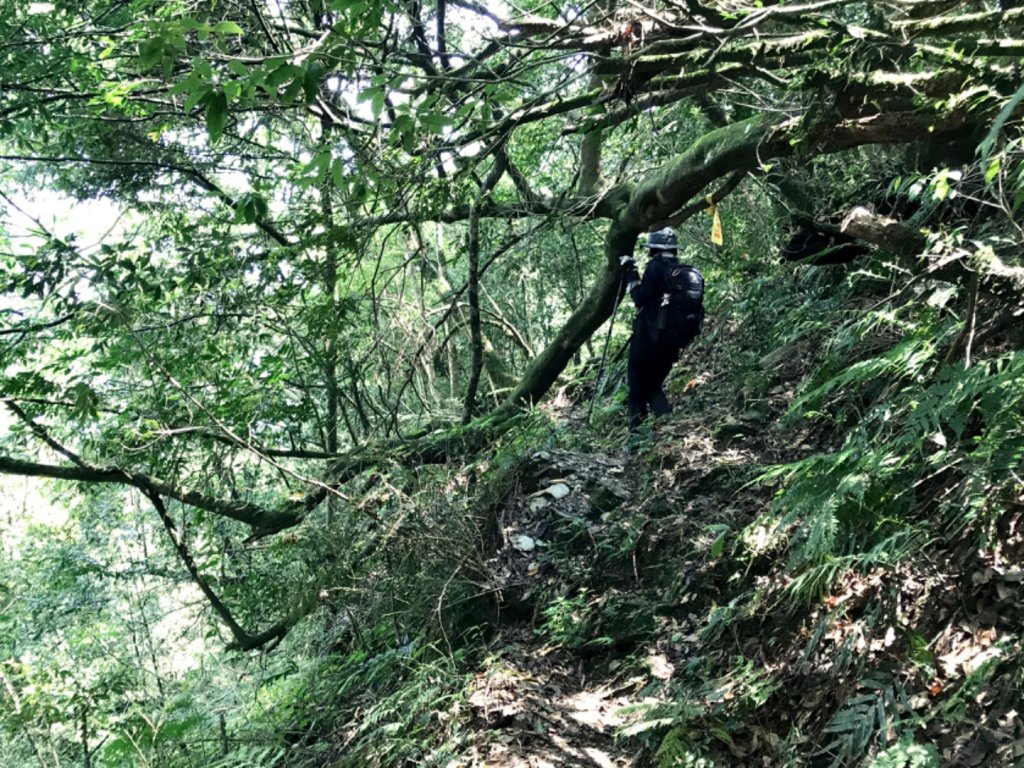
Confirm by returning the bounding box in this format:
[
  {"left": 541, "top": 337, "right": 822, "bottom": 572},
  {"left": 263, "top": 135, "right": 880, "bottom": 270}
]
[{"left": 284, "top": 235, "right": 1023, "bottom": 767}]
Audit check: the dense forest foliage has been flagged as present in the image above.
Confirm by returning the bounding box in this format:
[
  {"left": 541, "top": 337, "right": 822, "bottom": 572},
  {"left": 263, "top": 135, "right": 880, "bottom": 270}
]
[{"left": 2, "top": 0, "right": 1023, "bottom": 765}]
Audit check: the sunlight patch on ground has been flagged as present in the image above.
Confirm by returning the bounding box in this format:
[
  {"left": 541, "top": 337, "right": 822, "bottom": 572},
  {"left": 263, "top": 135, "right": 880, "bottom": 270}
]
[{"left": 558, "top": 687, "right": 627, "bottom": 731}]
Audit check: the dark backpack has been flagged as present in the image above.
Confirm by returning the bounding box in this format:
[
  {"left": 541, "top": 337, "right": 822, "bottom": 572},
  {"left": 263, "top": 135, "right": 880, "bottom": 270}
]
[{"left": 653, "top": 262, "right": 704, "bottom": 347}]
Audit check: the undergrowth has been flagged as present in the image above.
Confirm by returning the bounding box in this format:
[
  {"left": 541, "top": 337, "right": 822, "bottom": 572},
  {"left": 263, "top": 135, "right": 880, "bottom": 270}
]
[
  {"left": 618, "top": 220, "right": 1024, "bottom": 764},
  {"left": 259, "top": 164, "right": 1024, "bottom": 768}
]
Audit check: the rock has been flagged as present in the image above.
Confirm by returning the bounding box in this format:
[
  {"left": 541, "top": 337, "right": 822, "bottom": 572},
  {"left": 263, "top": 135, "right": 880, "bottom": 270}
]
[
  {"left": 738, "top": 407, "right": 768, "bottom": 423},
  {"left": 512, "top": 534, "right": 536, "bottom": 552},
  {"left": 759, "top": 342, "right": 801, "bottom": 371},
  {"left": 528, "top": 496, "right": 550, "bottom": 513},
  {"left": 590, "top": 477, "right": 631, "bottom": 514},
  {"left": 598, "top": 477, "right": 630, "bottom": 499},
  {"left": 542, "top": 482, "right": 571, "bottom": 499}
]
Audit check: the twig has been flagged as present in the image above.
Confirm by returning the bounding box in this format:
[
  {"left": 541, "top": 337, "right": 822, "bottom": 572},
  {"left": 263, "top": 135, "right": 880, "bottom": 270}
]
[
  {"left": 963, "top": 272, "right": 980, "bottom": 369},
  {"left": 99, "top": 300, "right": 350, "bottom": 507}
]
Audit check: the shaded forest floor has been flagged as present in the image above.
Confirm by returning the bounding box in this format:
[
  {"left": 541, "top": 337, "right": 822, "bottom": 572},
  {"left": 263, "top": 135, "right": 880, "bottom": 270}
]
[
  {"left": 455, "top": 308, "right": 1020, "bottom": 766},
  {"left": 451, "top": 325, "right": 797, "bottom": 766},
  {"left": 318, "top": 269, "right": 1024, "bottom": 768},
  {"left": 455, "top": 328, "right": 771, "bottom": 765}
]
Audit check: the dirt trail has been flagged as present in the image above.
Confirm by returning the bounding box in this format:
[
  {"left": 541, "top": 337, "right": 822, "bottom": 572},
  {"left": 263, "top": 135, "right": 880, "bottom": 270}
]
[
  {"left": 454, "top": 337, "right": 807, "bottom": 767},
  {"left": 463, "top": 627, "right": 642, "bottom": 767},
  {"left": 460, "top": 448, "right": 642, "bottom": 766},
  {"left": 452, "top": 315, "right": 1024, "bottom": 767}
]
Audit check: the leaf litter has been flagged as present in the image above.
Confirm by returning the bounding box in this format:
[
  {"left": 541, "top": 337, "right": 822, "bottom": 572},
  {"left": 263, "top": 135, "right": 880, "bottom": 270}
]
[{"left": 447, "top": 312, "right": 1024, "bottom": 766}]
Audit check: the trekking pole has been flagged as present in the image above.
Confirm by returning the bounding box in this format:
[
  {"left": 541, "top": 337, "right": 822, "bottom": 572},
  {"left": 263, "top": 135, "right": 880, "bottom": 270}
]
[{"left": 587, "top": 275, "right": 628, "bottom": 424}]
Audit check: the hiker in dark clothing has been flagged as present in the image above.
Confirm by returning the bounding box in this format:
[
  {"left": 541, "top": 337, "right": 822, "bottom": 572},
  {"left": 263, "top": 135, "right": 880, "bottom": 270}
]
[{"left": 619, "top": 227, "right": 704, "bottom": 432}]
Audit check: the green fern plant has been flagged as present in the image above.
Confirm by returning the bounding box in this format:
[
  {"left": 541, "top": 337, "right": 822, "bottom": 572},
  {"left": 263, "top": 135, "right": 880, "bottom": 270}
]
[
  {"left": 783, "top": 530, "right": 920, "bottom": 608},
  {"left": 655, "top": 728, "right": 715, "bottom": 768},
  {"left": 335, "top": 649, "right": 468, "bottom": 768},
  {"left": 206, "top": 745, "right": 285, "bottom": 768},
  {"left": 789, "top": 309, "right": 955, "bottom": 422},
  {"left": 869, "top": 737, "right": 941, "bottom": 768},
  {"left": 619, "top": 657, "right": 777, "bottom": 764},
  {"left": 815, "top": 670, "right": 911, "bottom": 768},
  {"left": 537, "top": 588, "right": 595, "bottom": 648},
  {"left": 750, "top": 311, "right": 1024, "bottom": 600}
]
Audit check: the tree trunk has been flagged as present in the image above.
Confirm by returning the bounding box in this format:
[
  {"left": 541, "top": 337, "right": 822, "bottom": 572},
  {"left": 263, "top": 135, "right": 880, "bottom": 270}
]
[
  {"left": 507, "top": 116, "right": 776, "bottom": 406},
  {"left": 506, "top": 87, "right": 1001, "bottom": 410},
  {"left": 462, "top": 202, "right": 484, "bottom": 423}
]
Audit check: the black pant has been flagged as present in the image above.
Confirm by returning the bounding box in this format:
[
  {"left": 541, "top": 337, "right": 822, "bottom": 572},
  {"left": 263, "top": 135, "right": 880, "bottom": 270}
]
[{"left": 626, "top": 317, "right": 698, "bottom": 431}]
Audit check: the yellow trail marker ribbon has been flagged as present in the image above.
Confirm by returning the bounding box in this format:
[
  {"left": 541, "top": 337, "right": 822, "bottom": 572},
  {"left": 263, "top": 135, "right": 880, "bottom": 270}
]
[{"left": 706, "top": 193, "right": 724, "bottom": 246}]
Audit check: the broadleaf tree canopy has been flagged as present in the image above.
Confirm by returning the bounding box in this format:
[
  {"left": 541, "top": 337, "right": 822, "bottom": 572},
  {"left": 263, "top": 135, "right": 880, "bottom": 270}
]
[{"left": 1, "top": 0, "right": 1022, "bottom": 647}]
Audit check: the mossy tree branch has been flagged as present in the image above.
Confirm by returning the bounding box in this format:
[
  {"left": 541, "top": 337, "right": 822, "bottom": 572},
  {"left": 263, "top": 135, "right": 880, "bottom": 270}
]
[{"left": 505, "top": 75, "right": 1011, "bottom": 409}]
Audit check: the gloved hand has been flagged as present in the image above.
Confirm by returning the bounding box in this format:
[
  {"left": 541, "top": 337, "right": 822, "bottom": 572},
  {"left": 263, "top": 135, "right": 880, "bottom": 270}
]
[{"left": 619, "top": 254, "right": 638, "bottom": 283}]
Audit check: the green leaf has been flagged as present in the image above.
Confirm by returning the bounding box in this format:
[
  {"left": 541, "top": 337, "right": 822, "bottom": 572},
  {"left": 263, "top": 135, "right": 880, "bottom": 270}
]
[
  {"left": 301, "top": 150, "right": 331, "bottom": 184},
  {"left": 137, "top": 37, "right": 164, "bottom": 69},
  {"left": 372, "top": 92, "right": 386, "bottom": 119},
  {"left": 1012, "top": 188, "right": 1024, "bottom": 214},
  {"left": 979, "top": 81, "right": 1024, "bottom": 161},
  {"left": 392, "top": 114, "right": 415, "bottom": 151},
  {"left": 183, "top": 84, "right": 212, "bottom": 115},
  {"left": 234, "top": 193, "right": 269, "bottom": 223},
  {"left": 234, "top": 197, "right": 255, "bottom": 224},
  {"left": 281, "top": 76, "right": 305, "bottom": 105},
  {"left": 329, "top": 0, "right": 366, "bottom": 11},
  {"left": 358, "top": 86, "right": 385, "bottom": 119},
  {"left": 709, "top": 524, "right": 730, "bottom": 558},
  {"left": 69, "top": 382, "right": 100, "bottom": 420},
  {"left": 984, "top": 156, "right": 1001, "bottom": 185},
  {"left": 205, "top": 90, "right": 228, "bottom": 141},
  {"left": 266, "top": 63, "right": 301, "bottom": 90},
  {"left": 419, "top": 111, "right": 452, "bottom": 133},
  {"left": 303, "top": 61, "right": 324, "bottom": 103},
  {"left": 214, "top": 21, "right": 245, "bottom": 35},
  {"left": 331, "top": 157, "right": 346, "bottom": 189},
  {"left": 193, "top": 57, "right": 213, "bottom": 80}
]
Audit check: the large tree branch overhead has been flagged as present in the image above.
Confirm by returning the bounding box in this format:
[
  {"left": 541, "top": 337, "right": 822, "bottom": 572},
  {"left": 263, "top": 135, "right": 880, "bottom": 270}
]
[
  {"left": 0, "top": 455, "right": 308, "bottom": 534},
  {"left": 505, "top": 74, "right": 1010, "bottom": 408},
  {"left": 2, "top": 0, "right": 1022, "bottom": 654}
]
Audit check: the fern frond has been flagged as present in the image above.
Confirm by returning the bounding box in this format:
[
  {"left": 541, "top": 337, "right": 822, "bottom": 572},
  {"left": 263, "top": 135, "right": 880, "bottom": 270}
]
[{"left": 817, "top": 671, "right": 908, "bottom": 768}]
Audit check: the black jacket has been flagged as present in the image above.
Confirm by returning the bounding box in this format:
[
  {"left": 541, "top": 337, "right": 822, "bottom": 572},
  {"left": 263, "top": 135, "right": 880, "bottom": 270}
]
[
  {"left": 629, "top": 253, "right": 677, "bottom": 313},
  {"left": 624, "top": 252, "right": 704, "bottom": 345}
]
